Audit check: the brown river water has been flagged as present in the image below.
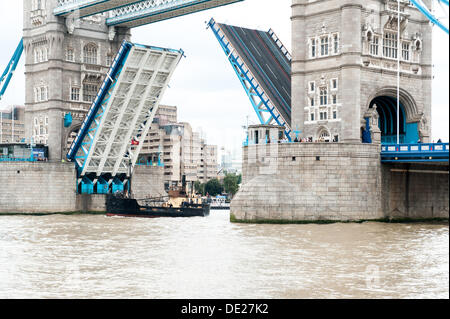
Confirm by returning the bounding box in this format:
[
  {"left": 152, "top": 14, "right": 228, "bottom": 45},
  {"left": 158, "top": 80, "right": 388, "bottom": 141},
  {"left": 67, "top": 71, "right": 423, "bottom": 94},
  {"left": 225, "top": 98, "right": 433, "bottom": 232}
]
[{"left": 0, "top": 211, "right": 448, "bottom": 299}]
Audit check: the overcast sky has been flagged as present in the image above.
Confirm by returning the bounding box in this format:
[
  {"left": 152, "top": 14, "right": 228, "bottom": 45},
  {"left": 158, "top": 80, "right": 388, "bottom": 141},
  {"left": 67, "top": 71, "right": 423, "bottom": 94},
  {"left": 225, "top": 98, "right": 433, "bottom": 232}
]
[{"left": 0, "top": 0, "right": 448, "bottom": 156}]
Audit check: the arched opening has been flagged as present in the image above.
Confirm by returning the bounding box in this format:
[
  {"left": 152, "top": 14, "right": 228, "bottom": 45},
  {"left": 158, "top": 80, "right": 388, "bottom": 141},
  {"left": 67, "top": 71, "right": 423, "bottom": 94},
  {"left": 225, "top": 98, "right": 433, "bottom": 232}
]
[
  {"left": 369, "top": 95, "right": 419, "bottom": 144},
  {"left": 65, "top": 126, "right": 80, "bottom": 155},
  {"left": 317, "top": 127, "right": 331, "bottom": 142}
]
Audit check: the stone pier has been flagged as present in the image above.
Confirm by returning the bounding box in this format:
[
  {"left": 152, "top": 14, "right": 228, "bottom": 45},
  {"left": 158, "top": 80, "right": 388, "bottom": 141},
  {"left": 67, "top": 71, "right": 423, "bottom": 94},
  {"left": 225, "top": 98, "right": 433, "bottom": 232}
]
[
  {"left": 231, "top": 141, "right": 449, "bottom": 223},
  {"left": 0, "top": 162, "right": 165, "bottom": 214}
]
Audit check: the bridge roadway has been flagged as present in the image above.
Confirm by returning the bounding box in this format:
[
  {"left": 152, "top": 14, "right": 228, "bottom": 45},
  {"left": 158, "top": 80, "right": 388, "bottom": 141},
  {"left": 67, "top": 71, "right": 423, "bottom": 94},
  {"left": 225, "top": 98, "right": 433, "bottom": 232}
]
[{"left": 218, "top": 22, "right": 292, "bottom": 126}]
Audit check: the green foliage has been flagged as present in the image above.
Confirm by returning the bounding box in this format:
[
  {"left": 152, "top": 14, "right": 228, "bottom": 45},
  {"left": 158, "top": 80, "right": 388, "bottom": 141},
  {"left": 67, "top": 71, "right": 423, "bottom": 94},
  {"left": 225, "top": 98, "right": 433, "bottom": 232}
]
[
  {"left": 223, "top": 173, "right": 240, "bottom": 196},
  {"left": 204, "top": 179, "right": 224, "bottom": 197}
]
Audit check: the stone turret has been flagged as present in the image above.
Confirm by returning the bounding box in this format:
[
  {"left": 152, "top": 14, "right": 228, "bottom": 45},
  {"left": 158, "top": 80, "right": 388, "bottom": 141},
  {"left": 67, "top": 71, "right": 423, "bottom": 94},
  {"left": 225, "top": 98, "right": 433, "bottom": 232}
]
[{"left": 23, "top": 0, "right": 130, "bottom": 160}]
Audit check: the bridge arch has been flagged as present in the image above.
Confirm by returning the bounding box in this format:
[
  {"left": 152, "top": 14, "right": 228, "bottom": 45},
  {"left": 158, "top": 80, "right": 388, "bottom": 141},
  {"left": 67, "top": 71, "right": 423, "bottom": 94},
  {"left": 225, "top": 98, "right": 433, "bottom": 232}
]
[{"left": 367, "top": 87, "right": 421, "bottom": 144}]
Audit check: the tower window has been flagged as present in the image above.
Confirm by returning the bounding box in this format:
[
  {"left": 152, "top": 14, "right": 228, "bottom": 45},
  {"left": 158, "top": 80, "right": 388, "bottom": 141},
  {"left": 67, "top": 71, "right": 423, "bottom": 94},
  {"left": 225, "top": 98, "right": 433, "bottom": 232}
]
[
  {"left": 83, "top": 44, "right": 98, "bottom": 65},
  {"left": 333, "top": 34, "right": 339, "bottom": 54},
  {"left": 321, "top": 36, "right": 329, "bottom": 56},
  {"left": 83, "top": 84, "right": 98, "bottom": 102},
  {"left": 383, "top": 32, "right": 398, "bottom": 59},
  {"left": 67, "top": 48, "right": 74, "bottom": 62},
  {"left": 320, "top": 88, "right": 328, "bottom": 106},
  {"left": 71, "top": 87, "right": 80, "bottom": 101},
  {"left": 402, "top": 42, "right": 410, "bottom": 61},
  {"left": 370, "top": 36, "right": 379, "bottom": 56},
  {"left": 311, "top": 39, "right": 317, "bottom": 58}
]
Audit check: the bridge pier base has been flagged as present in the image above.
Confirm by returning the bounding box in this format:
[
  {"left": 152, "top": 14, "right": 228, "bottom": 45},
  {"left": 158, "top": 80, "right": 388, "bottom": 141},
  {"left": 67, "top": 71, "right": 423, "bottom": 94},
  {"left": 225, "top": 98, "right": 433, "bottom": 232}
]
[{"left": 231, "top": 142, "right": 449, "bottom": 223}]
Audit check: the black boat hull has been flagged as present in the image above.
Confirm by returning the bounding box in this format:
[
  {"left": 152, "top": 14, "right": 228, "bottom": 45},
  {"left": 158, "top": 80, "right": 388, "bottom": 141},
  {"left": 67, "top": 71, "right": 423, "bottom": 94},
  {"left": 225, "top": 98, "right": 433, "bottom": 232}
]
[{"left": 106, "top": 195, "right": 210, "bottom": 218}]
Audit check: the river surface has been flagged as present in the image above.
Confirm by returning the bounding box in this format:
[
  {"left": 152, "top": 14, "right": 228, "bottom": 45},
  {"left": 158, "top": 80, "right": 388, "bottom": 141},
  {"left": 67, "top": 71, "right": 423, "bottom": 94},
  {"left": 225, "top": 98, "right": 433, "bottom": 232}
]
[{"left": 0, "top": 211, "right": 448, "bottom": 299}]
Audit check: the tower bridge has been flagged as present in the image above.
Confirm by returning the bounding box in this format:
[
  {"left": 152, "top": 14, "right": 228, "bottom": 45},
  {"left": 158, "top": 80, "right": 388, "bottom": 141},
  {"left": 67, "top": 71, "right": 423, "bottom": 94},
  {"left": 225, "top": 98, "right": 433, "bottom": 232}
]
[{"left": 0, "top": 0, "right": 448, "bottom": 218}]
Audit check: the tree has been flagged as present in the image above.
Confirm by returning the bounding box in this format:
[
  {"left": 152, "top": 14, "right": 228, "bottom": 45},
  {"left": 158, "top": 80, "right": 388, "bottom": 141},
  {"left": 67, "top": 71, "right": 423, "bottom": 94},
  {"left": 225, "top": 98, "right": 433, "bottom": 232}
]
[
  {"left": 223, "top": 173, "right": 240, "bottom": 196},
  {"left": 204, "top": 179, "right": 224, "bottom": 197},
  {"left": 194, "top": 181, "right": 205, "bottom": 196}
]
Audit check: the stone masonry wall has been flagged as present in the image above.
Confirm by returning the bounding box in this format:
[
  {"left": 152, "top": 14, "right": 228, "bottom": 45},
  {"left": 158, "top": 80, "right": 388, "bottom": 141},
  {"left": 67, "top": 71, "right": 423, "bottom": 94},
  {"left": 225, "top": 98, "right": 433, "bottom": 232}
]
[
  {"left": 382, "top": 163, "right": 449, "bottom": 219},
  {"left": 131, "top": 165, "right": 166, "bottom": 199},
  {"left": 0, "top": 162, "right": 77, "bottom": 213},
  {"left": 232, "top": 143, "right": 384, "bottom": 222},
  {"left": 0, "top": 163, "right": 167, "bottom": 214}
]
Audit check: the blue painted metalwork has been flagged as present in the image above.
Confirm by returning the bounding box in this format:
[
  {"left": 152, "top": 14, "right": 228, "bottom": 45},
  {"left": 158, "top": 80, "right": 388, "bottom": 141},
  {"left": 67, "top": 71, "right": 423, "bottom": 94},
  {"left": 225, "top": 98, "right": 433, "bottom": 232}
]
[
  {"left": 106, "top": 0, "right": 244, "bottom": 28},
  {"left": 112, "top": 177, "right": 124, "bottom": 193},
  {"left": 410, "top": 0, "right": 449, "bottom": 34},
  {"left": 64, "top": 113, "right": 73, "bottom": 128},
  {"left": 54, "top": 0, "right": 145, "bottom": 17},
  {"left": 0, "top": 39, "right": 23, "bottom": 101},
  {"left": 96, "top": 176, "right": 109, "bottom": 194},
  {"left": 208, "top": 18, "right": 292, "bottom": 141},
  {"left": 81, "top": 176, "right": 94, "bottom": 194},
  {"left": 362, "top": 118, "right": 372, "bottom": 144},
  {"left": 381, "top": 143, "right": 449, "bottom": 163},
  {"left": 67, "top": 40, "right": 132, "bottom": 170}
]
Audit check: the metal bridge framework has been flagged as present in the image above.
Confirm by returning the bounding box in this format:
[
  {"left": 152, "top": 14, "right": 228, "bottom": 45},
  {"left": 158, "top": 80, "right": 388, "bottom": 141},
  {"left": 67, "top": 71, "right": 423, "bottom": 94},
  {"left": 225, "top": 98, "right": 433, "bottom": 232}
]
[
  {"left": 67, "top": 41, "right": 183, "bottom": 180},
  {"left": 208, "top": 18, "right": 293, "bottom": 141}
]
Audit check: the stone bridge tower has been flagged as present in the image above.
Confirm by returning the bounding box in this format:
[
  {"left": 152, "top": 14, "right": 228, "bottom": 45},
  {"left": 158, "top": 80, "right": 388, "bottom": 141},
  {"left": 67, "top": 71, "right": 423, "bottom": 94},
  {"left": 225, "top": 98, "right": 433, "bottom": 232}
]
[
  {"left": 23, "top": 0, "right": 130, "bottom": 160},
  {"left": 291, "top": 0, "right": 432, "bottom": 144}
]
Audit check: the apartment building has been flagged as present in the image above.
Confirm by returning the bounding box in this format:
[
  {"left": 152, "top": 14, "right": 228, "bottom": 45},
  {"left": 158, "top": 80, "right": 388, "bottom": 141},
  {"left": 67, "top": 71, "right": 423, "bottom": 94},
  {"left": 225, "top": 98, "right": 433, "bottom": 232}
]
[
  {"left": 138, "top": 106, "right": 218, "bottom": 191},
  {"left": 0, "top": 106, "right": 25, "bottom": 144}
]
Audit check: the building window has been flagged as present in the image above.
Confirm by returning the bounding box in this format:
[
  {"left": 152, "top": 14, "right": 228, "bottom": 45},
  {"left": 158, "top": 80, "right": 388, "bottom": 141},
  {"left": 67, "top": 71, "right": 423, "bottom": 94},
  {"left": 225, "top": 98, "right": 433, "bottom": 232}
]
[
  {"left": 333, "top": 34, "right": 339, "bottom": 54},
  {"left": 383, "top": 32, "right": 398, "bottom": 59},
  {"left": 67, "top": 48, "right": 74, "bottom": 62},
  {"left": 83, "top": 43, "right": 98, "bottom": 65},
  {"left": 333, "top": 110, "right": 337, "bottom": 119},
  {"left": 332, "top": 95, "right": 337, "bottom": 104},
  {"left": 331, "top": 79, "right": 338, "bottom": 90},
  {"left": 71, "top": 87, "right": 80, "bottom": 101},
  {"left": 370, "top": 36, "right": 379, "bottom": 56},
  {"left": 83, "top": 84, "right": 98, "bottom": 102},
  {"left": 402, "top": 42, "right": 410, "bottom": 61},
  {"left": 310, "top": 97, "right": 315, "bottom": 107},
  {"left": 319, "top": 111, "right": 327, "bottom": 121},
  {"left": 40, "top": 87, "right": 46, "bottom": 101},
  {"left": 310, "top": 113, "right": 315, "bottom": 121},
  {"left": 309, "top": 81, "right": 315, "bottom": 93},
  {"left": 321, "top": 36, "right": 329, "bottom": 56},
  {"left": 106, "top": 54, "right": 113, "bottom": 67},
  {"left": 311, "top": 39, "right": 317, "bottom": 58},
  {"left": 320, "top": 88, "right": 328, "bottom": 106}
]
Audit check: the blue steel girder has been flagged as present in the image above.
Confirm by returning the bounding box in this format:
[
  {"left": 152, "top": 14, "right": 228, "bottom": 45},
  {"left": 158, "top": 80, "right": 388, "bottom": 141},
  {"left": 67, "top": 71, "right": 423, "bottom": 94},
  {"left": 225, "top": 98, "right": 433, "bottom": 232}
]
[
  {"left": 0, "top": 39, "right": 23, "bottom": 101},
  {"left": 409, "top": 0, "right": 449, "bottom": 34},
  {"left": 381, "top": 143, "right": 449, "bottom": 163},
  {"left": 54, "top": 0, "right": 146, "bottom": 17},
  {"left": 208, "top": 18, "right": 292, "bottom": 141},
  {"left": 106, "top": 0, "right": 244, "bottom": 28},
  {"left": 54, "top": 0, "right": 244, "bottom": 28}
]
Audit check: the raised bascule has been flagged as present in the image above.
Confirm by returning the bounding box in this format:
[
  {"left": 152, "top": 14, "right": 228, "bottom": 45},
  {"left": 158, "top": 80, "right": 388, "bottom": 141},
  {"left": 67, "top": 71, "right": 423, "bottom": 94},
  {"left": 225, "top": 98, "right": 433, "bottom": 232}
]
[
  {"left": 67, "top": 41, "right": 183, "bottom": 192},
  {"left": 0, "top": 0, "right": 448, "bottom": 219}
]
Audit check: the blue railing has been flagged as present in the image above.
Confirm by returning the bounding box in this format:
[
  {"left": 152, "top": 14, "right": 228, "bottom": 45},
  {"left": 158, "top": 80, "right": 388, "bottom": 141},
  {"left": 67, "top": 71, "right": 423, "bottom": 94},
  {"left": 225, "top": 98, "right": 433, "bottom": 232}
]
[
  {"left": 0, "top": 155, "right": 35, "bottom": 162},
  {"left": 381, "top": 143, "right": 449, "bottom": 163}
]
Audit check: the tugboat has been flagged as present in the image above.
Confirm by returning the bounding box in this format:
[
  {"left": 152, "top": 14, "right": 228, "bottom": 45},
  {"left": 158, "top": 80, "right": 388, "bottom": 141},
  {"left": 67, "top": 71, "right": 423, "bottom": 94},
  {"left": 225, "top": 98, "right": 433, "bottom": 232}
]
[
  {"left": 106, "top": 193, "right": 210, "bottom": 218},
  {"left": 106, "top": 187, "right": 210, "bottom": 218}
]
